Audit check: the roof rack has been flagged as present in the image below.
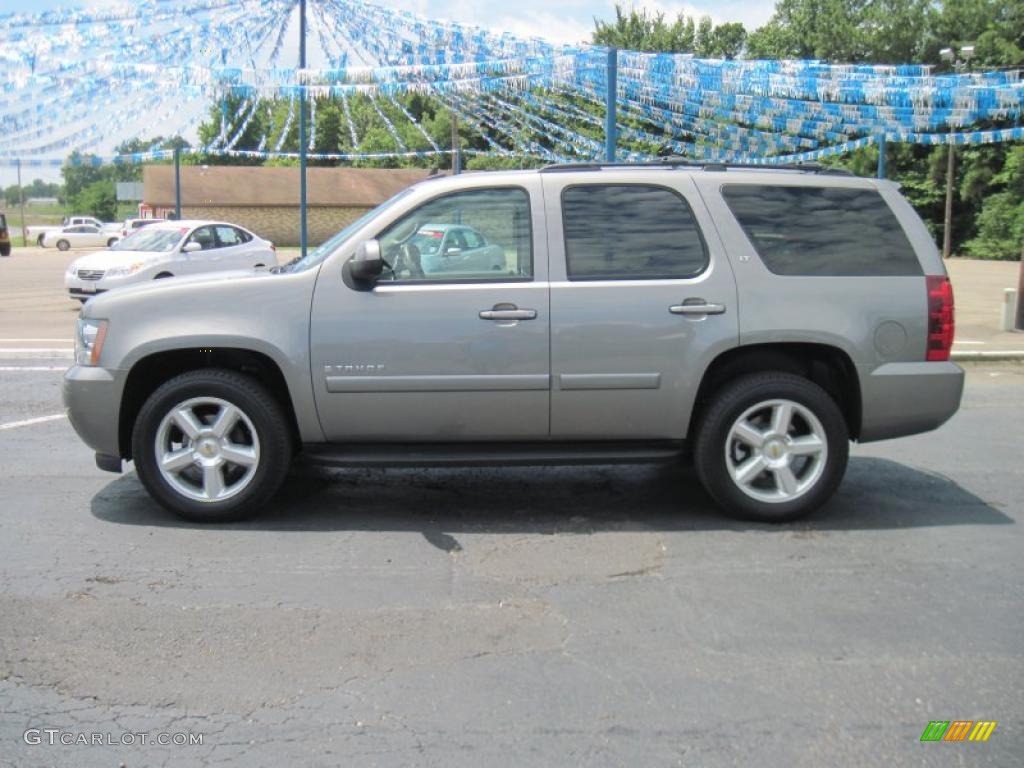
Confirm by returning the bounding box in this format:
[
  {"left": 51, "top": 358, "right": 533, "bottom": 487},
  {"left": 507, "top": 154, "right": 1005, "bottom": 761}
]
[{"left": 540, "top": 158, "right": 853, "bottom": 176}]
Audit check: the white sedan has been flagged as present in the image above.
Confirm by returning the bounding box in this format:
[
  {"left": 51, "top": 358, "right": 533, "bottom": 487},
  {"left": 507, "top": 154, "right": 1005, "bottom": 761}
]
[
  {"left": 64, "top": 220, "right": 277, "bottom": 303},
  {"left": 43, "top": 225, "right": 121, "bottom": 251}
]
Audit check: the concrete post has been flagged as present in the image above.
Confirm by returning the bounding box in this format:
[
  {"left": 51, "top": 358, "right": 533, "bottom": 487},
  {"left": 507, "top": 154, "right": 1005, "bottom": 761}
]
[{"left": 1016, "top": 245, "right": 1024, "bottom": 331}]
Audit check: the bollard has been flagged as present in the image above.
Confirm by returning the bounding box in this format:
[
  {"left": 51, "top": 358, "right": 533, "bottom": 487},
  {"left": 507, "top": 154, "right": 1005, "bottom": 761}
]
[
  {"left": 1007, "top": 288, "right": 1021, "bottom": 332},
  {"left": 1018, "top": 248, "right": 1024, "bottom": 330}
]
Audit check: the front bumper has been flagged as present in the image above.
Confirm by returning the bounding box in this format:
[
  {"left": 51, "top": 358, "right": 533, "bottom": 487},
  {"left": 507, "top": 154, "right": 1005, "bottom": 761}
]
[
  {"left": 65, "top": 273, "right": 139, "bottom": 301},
  {"left": 858, "top": 361, "right": 965, "bottom": 442},
  {"left": 63, "top": 365, "right": 125, "bottom": 459}
]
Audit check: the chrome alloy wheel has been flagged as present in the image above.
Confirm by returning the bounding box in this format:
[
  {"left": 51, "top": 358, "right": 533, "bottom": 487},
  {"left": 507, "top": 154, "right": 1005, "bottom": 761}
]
[
  {"left": 154, "top": 397, "right": 260, "bottom": 503},
  {"left": 724, "top": 398, "right": 828, "bottom": 505}
]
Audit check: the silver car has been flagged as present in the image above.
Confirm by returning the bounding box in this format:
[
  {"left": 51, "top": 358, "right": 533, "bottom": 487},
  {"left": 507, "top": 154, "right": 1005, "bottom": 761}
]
[
  {"left": 396, "top": 223, "right": 508, "bottom": 276},
  {"left": 64, "top": 162, "right": 964, "bottom": 524},
  {"left": 64, "top": 220, "right": 276, "bottom": 302}
]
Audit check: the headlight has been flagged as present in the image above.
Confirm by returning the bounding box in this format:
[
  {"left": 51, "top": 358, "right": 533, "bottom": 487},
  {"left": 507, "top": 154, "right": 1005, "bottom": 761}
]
[
  {"left": 76, "top": 319, "right": 108, "bottom": 366},
  {"left": 104, "top": 261, "right": 149, "bottom": 278}
]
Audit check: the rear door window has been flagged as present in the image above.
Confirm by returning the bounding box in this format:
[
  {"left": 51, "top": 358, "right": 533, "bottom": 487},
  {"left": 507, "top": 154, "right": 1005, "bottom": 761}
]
[
  {"left": 721, "top": 184, "right": 922, "bottom": 276},
  {"left": 215, "top": 226, "right": 243, "bottom": 247},
  {"left": 561, "top": 184, "right": 708, "bottom": 280}
]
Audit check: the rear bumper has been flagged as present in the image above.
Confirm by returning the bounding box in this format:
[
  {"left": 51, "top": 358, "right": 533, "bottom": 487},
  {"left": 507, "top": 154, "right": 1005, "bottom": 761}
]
[{"left": 858, "top": 361, "right": 965, "bottom": 442}]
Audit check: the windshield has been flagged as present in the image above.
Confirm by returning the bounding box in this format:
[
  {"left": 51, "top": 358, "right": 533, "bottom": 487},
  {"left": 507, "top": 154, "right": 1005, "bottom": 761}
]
[
  {"left": 276, "top": 187, "right": 417, "bottom": 273},
  {"left": 112, "top": 227, "right": 186, "bottom": 253}
]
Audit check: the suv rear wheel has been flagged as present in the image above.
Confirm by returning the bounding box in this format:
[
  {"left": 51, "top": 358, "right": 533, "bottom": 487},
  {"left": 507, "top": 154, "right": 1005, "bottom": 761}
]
[
  {"left": 694, "top": 372, "right": 848, "bottom": 522},
  {"left": 132, "top": 369, "right": 292, "bottom": 522}
]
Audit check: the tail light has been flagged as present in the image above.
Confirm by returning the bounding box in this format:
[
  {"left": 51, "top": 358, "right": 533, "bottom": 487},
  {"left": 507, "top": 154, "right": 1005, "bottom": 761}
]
[{"left": 926, "top": 275, "right": 954, "bottom": 362}]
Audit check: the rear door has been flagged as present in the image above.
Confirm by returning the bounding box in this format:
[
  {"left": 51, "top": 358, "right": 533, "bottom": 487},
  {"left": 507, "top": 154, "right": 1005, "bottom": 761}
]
[
  {"left": 542, "top": 173, "right": 738, "bottom": 440},
  {"left": 213, "top": 225, "right": 256, "bottom": 268}
]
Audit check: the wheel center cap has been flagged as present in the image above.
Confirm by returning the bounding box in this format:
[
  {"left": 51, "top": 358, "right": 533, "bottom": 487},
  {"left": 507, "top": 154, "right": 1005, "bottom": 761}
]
[
  {"left": 198, "top": 438, "right": 220, "bottom": 459},
  {"left": 764, "top": 439, "right": 786, "bottom": 462}
]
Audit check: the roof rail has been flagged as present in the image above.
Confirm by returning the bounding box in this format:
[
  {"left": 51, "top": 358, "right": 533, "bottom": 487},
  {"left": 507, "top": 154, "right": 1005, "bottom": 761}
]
[{"left": 540, "top": 158, "right": 853, "bottom": 176}]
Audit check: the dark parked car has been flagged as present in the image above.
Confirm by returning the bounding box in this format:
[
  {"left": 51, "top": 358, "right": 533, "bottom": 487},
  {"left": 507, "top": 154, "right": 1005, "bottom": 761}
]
[{"left": 0, "top": 213, "right": 10, "bottom": 256}]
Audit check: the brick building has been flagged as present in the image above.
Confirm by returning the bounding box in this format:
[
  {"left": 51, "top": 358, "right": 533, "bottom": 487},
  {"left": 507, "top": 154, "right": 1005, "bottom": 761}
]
[{"left": 141, "top": 165, "right": 440, "bottom": 246}]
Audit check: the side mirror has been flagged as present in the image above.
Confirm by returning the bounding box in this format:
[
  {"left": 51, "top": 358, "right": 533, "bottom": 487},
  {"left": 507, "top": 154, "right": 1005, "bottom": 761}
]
[
  {"left": 182, "top": 242, "right": 202, "bottom": 254},
  {"left": 349, "top": 239, "right": 384, "bottom": 281}
]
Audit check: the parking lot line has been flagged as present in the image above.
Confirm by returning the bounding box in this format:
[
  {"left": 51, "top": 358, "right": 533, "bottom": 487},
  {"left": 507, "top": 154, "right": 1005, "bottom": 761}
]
[
  {"left": 0, "top": 367, "right": 67, "bottom": 372},
  {"left": 0, "top": 414, "right": 66, "bottom": 431},
  {"left": 0, "top": 349, "right": 74, "bottom": 359},
  {"left": 0, "top": 339, "right": 74, "bottom": 343}
]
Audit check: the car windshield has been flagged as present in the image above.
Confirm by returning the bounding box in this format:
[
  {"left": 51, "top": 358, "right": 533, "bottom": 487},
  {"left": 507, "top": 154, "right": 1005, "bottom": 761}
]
[
  {"left": 275, "top": 187, "right": 416, "bottom": 274},
  {"left": 112, "top": 228, "right": 185, "bottom": 252}
]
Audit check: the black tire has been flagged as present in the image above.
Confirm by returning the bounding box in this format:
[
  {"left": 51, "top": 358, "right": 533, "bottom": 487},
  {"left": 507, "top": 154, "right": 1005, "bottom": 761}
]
[
  {"left": 57, "top": 239, "right": 70, "bottom": 251},
  {"left": 36, "top": 234, "right": 45, "bottom": 247},
  {"left": 0, "top": 243, "right": 10, "bottom": 257},
  {"left": 693, "top": 372, "right": 849, "bottom": 523},
  {"left": 154, "top": 272, "right": 173, "bottom": 279},
  {"left": 132, "top": 369, "right": 293, "bottom": 523},
  {"left": 107, "top": 238, "right": 118, "bottom": 248}
]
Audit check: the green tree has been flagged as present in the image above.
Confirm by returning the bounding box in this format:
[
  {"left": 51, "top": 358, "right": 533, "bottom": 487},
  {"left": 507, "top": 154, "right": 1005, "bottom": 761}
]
[
  {"left": 964, "top": 146, "right": 1024, "bottom": 259},
  {"left": 925, "top": 0, "right": 1023, "bottom": 67},
  {"left": 71, "top": 180, "right": 118, "bottom": 220},
  {"left": 61, "top": 153, "right": 108, "bottom": 201},
  {"left": 594, "top": 4, "right": 724, "bottom": 53}
]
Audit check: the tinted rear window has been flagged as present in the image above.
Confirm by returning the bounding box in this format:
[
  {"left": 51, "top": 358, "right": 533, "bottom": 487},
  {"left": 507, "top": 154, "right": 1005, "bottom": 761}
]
[
  {"left": 562, "top": 184, "right": 708, "bottom": 280},
  {"left": 721, "top": 184, "right": 922, "bottom": 276}
]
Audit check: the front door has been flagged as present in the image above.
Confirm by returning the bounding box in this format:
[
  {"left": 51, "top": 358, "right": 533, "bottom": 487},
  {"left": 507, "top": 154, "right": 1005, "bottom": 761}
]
[
  {"left": 310, "top": 182, "right": 550, "bottom": 442},
  {"left": 541, "top": 175, "right": 739, "bottom": 440}
]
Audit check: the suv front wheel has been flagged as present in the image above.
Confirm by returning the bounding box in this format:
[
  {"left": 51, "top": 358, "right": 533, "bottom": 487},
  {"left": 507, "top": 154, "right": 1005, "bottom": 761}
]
[
  {"left": 694, "top": 372, "right": 849, "bottom": 522},
  {"left": 132, "top": 370, "right": 292, "bottom": 522}
]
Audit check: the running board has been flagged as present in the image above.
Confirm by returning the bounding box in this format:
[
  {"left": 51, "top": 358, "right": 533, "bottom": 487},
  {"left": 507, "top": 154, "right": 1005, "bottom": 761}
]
[{"left": 301, "top": 441, "right": 685, "bottom": 469}]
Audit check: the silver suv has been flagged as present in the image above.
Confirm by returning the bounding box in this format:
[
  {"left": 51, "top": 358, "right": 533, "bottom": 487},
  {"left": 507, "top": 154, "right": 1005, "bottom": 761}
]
[{"left": 63, "top": 162, "right": 964, "bottom": 523}]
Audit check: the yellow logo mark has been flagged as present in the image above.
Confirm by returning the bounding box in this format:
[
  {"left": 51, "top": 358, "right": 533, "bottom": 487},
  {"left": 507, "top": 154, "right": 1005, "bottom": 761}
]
[{"left": 969, "top": 721, "right": 997, "bottom": 742}]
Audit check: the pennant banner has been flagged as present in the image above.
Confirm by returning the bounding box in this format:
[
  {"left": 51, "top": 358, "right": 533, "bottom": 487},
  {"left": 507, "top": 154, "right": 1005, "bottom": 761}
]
[{"left": 0, "top": 0, "right": 1020, "bottom": 167}]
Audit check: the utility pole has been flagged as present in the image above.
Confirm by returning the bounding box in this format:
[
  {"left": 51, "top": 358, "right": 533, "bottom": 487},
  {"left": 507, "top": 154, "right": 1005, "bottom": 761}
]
[
  {"left": 876, "top": 135, "right": 887, "bottom": 179},
  {"left": 298, "top": 0, "right": 308, "bottom": 258},
  {"left": 451, "top": 113, "right": 461, "bottom": 175},
  {"left": 16, "top": 158, "right": 27, "bottom": 246},
  {"left": 605, "top": 47, "right": 618, "bottom": 162},
  {"left": 942, "top": 143, "right": 955, "bottom": 259},
  {"left": 174, "top": 143, "right": 182, "bottom": 220},
  {"left": 938, "top": 43, "right": 973, "bottom": 260}
]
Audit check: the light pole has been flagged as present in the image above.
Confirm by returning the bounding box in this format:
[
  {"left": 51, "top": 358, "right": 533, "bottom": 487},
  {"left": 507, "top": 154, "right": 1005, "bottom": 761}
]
[
  {"left": 938, "top": 44, "right": 974, "bottom": 259},
  {"left": 299, "top": 0, "right": 308, "bottom": 258},
  {"left": 605, "top": 47, "right": 618, "bottom": 162}
]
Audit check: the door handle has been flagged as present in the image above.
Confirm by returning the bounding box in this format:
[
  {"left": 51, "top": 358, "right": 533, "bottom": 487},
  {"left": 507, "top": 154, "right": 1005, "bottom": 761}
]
[
  {"left": 480, "top": 303, "right": 537, "bottom": 321},
  {"left": 669, "top": 300, "right": 726, "bottom": 316}
]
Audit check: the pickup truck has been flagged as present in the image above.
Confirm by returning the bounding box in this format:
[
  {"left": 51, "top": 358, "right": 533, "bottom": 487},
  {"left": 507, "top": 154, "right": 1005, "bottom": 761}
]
[{"left": 27, "top": 216, "right": 118, "bottom": 246}]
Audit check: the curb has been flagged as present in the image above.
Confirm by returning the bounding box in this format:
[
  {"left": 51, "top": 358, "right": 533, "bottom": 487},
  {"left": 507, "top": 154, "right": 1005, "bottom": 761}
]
[{"left": 951, "top": 350, "right": 1024, "bottom": 362}]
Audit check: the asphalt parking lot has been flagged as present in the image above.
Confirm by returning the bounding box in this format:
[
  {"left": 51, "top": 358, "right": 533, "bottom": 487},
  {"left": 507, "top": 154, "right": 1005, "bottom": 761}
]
[{"left": 0, "top": 248, "right": 1022, "bottom": 766}]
